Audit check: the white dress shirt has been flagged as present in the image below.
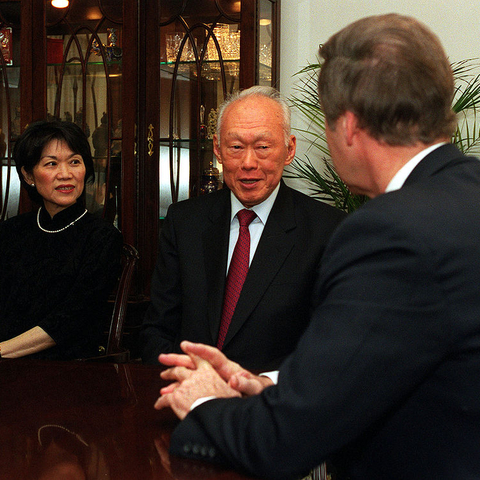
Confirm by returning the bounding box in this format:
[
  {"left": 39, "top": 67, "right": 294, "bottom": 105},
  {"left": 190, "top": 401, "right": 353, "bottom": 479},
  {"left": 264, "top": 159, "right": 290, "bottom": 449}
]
[
  {"left": 385, "top": 142, "right": 447, "bottom": 193},
  {"left": 226, "top": 183, "right": 279, "bottom": 271}
]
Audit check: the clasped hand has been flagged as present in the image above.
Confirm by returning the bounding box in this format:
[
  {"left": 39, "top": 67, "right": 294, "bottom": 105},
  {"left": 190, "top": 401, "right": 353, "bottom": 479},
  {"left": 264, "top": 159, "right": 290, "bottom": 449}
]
[{"left": 154, "top": 341, "right": 273, "bottom": 419}]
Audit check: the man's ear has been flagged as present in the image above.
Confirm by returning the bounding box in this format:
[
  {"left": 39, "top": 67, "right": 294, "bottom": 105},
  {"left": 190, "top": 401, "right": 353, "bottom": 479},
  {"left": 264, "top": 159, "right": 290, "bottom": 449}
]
[
  {"left": 344, "top": 111, "right": 360, "bottom": 146},
  {"left": 213, "top": 134, "right": 222, "bottom": 164},
  {"left": 21, "top": 167, "right": 34, "bottom": 185},
  {"left": 284, "top": 135, "right": 296, "bottom": 166}
]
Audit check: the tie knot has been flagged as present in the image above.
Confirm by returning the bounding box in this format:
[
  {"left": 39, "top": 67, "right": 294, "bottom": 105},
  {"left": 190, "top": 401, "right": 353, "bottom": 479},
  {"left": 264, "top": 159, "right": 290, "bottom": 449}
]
[{"left": 237, "top": 209, "right": 256, "bottom": 227}]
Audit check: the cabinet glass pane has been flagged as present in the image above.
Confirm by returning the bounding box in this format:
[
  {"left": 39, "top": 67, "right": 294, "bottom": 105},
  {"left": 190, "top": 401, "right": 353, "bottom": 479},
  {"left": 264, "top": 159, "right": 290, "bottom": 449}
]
[
  {"left": 259, "top": 0, "right": 273, "bottom": 86},
  {"left": 46, "top": 2, "right": 123, "bottom": 227},
  {"left": 158, "top": 0, "right": 240, "bottom": 218},
  {"left": 0, "top": 4, "right": 21, "bottom": 221}
]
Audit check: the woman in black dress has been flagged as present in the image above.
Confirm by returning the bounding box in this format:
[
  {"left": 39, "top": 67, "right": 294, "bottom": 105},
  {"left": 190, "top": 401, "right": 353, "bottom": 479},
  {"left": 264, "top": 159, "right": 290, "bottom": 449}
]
[{"left": 0, "top": 120, "right": 123, "bottom": 360}]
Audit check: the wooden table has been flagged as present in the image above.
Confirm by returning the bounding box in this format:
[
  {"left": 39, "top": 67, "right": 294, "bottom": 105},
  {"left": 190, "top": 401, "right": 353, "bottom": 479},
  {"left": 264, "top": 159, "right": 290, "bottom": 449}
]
[{"left": 0, "top": 358, "right": 255, "bottom": 480}]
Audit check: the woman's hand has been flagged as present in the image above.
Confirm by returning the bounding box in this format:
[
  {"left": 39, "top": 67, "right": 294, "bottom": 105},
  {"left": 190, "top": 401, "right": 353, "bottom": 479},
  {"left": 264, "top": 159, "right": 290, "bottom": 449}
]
[{"left": 0, "top": 326, "right": 55, "bottom": 358}]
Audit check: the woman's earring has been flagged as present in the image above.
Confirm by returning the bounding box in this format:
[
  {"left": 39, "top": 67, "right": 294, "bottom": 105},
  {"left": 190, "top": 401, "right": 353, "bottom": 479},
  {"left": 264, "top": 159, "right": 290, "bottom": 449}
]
[{"left": 31, "top": 183, "right": 35, "bottom": 187}]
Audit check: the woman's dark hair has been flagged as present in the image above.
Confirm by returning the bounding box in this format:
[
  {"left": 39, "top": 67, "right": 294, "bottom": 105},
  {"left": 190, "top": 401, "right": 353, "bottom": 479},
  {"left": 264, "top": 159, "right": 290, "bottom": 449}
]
[{"left": 13, "top": 120, "right": 94, "bottom": 205}]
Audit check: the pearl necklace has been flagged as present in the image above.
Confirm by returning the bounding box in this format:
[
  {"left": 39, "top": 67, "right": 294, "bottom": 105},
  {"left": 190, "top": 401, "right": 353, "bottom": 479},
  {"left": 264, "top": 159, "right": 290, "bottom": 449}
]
[{"left": 37, "top": 207, "right": 88, "bottom": 233}]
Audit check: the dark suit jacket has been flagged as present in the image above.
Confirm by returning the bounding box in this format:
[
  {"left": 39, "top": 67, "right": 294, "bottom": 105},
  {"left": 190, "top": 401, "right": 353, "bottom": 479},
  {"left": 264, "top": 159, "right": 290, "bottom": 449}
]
[
  {"left": 140, "top": 181, "right": 346, "bottom": 370},
  {"left": 169, "top": 144, "right": 480, "bottom": 479}
]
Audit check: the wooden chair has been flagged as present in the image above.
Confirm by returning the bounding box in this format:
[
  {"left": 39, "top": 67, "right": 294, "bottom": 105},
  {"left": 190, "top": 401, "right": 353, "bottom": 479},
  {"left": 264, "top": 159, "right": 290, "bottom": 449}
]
[
  {"left": 83, "top": 243, "right": 139, "bottom": 363},
  {"left": 106, "top": 243, "right": 139, "bottom": 358}
]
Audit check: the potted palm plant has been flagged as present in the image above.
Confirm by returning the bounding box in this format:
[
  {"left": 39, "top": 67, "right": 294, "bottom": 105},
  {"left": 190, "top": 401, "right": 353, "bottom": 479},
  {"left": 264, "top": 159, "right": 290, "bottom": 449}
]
[{"left": 285, "top": 59, "right": 480, "bottom": 213}]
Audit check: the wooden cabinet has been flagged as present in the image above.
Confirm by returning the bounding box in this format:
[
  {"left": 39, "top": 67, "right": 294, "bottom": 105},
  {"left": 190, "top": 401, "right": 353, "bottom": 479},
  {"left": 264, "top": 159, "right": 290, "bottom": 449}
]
[
  {"left": 0, "top": 0, "right": 279, "bottom": 305},
  {"left": 0, "top": 1, "right": 22, "bottom": 222}
]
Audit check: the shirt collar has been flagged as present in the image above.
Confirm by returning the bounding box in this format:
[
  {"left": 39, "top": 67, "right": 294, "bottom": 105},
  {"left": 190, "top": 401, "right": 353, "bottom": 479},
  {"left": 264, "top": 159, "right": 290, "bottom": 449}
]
[
  {"left": 230, "top": 183, "right": 280, "bottom": 225},
  {"left": 385, "top": 142, "right": 447, "bottom": 193}
]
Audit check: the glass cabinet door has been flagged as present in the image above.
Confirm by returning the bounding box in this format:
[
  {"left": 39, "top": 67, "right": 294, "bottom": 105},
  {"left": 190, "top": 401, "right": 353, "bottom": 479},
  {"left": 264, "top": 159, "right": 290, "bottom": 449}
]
[
  {"left": 258, "top": 0, "right": 276, "bottom": 86},
  {"left": 158, "top": 0, "right": 240, "bottom": 217},
  {"left": 45, "top": 0, "right": 124, "bottom": 227},
  {"left": 0, "top": 2, "right": 21, "bottom": 221}
]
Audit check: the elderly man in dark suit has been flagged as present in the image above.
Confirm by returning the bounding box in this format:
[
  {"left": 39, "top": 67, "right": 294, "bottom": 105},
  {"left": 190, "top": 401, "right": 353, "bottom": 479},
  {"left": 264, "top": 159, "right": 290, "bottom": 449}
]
[
  {"left": 155, "top": 14, "right": 480, "bottom": 480},
  {"left": 140, "top": 86, "right": 345, "bottom": 370}
]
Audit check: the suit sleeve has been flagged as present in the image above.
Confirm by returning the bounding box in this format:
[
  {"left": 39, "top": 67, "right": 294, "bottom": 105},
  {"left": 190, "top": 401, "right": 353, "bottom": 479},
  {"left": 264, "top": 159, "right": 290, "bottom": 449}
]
[
  {"left": 140, "top": 208, "right": 183, "bottom": 363},
  {"left": 169, "top": 204, "right": 451, "bottom": 479}
]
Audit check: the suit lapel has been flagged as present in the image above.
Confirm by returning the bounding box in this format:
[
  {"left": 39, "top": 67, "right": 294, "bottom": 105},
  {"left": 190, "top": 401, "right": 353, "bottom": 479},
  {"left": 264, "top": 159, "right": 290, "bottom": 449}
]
[
  {"left": 222, "top": 183, "right": 297, "bottom": 347},
  {"left": 203, "top": 190, "right": 231, "bottom": 342}
]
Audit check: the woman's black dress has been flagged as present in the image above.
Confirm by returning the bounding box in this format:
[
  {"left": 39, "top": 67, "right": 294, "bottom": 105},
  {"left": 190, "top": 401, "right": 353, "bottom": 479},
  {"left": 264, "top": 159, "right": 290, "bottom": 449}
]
[{"left": 0, "top": 202, "right": 123, "bottom": 359}]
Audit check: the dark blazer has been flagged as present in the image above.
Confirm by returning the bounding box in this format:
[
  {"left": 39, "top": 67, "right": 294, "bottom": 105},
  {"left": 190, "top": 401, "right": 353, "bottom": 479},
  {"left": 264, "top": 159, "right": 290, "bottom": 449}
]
[
  {"left": 140, "top": 181, "right": 346, "bottom": 370},
  {"left": 169, "top": 144, "right": 480, "bottom": 479}
]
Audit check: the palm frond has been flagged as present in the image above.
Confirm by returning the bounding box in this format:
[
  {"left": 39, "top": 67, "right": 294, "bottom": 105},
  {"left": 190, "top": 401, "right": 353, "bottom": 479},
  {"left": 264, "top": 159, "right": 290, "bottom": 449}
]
[
  {"left": 451, "top": 59, "right": 480, "bottom": 155},
  {"left": 453, "top": 73, "right": 480, "bottom": 113},
  {"left": 284, "top": 157, "right": 367, "bottom": 213}
]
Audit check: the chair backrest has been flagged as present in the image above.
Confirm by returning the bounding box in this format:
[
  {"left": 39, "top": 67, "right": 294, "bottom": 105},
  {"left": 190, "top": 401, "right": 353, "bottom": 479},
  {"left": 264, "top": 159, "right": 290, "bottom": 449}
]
[{"left": 106, "top": 243, "right": 139, "bottom": 356}]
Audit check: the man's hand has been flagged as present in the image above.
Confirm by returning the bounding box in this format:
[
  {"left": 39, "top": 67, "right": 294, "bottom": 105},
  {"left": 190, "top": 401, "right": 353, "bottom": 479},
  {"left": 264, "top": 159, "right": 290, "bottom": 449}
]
[
  {"left": 159, "top": 341, "right": 273, "bottom": 397},
  {"left": 229, "top": 370, "right": 274, "bottom": 396},
  {"left": 159, "top": 341, "right": 244, "bottom": 385},
  {"left": 154, "top": 352, "right": 241, "bottom": 419}
]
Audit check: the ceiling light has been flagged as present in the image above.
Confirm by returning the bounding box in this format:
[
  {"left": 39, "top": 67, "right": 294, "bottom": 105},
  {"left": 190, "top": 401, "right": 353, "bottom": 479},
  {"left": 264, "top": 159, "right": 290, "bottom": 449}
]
[{"left": 51, "top": 0, "right": 69, "bottom": 8}]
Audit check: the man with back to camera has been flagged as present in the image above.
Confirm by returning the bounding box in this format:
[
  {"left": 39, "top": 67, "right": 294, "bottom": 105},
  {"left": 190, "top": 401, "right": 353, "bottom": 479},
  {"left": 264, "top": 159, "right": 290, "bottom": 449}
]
[
  {"left": 140, "top": 85, "right": 346, "bottom": 371},
  {"left": 155, "top": 14, "right": 480, "bottom": 480}
]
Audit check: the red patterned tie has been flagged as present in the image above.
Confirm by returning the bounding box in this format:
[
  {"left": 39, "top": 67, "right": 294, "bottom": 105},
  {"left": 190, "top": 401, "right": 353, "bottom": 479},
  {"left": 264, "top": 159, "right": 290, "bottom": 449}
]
[{"left": 217, "top": 209, "right": 257, "bottom": 350}]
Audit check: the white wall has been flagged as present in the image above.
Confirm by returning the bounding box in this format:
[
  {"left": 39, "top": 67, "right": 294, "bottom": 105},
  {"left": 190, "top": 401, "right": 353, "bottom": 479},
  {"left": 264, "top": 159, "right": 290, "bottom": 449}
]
[{"left": 280, "top": 1, "right": 480, "bottom": 191}]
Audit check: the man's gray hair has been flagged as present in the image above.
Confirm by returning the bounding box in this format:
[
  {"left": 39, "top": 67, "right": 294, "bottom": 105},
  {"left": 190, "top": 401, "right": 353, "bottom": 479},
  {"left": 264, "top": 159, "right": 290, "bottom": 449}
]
[{"left": 216, "top": 86, "right": 291, "bottom": 147}]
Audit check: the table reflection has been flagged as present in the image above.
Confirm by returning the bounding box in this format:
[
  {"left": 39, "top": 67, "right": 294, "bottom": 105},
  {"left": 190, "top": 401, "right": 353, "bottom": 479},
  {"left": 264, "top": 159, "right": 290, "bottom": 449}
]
[{"left": 0, "top": 359, "right": 253, "bottom": 480}]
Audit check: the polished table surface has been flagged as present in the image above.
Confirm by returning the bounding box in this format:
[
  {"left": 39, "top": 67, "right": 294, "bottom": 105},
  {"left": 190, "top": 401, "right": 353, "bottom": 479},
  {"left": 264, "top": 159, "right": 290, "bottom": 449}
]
[{"left": 0, "top": 358, "right": 255, "bottom": 480}]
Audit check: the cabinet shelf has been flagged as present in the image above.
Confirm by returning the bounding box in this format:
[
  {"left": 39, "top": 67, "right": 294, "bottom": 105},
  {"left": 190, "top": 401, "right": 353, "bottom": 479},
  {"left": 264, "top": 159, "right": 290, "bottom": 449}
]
[
  {"left": 47, "top": 60, "right": 122, "bottom": 67},
  {"left": 160, "top": 59, "right": 239, "bottom": 66},
  {"left": 159, "top": 139, "right": 213, "bottom": 150}
]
